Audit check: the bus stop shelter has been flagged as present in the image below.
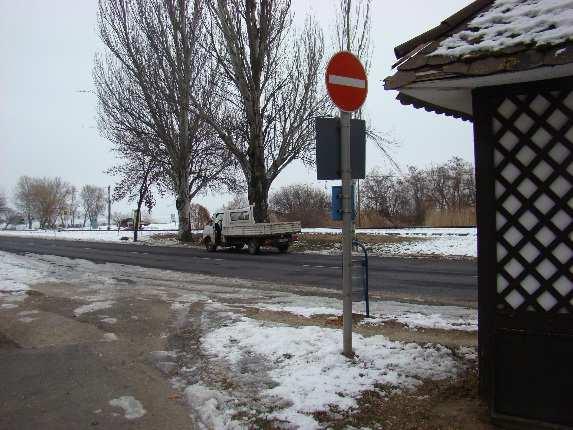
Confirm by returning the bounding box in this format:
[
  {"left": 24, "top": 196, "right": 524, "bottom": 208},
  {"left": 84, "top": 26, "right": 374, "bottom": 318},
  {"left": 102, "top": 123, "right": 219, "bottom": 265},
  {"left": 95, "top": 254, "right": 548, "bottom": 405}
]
[{"left": 385, "top": 0, "right": 573, "bottom": 428}]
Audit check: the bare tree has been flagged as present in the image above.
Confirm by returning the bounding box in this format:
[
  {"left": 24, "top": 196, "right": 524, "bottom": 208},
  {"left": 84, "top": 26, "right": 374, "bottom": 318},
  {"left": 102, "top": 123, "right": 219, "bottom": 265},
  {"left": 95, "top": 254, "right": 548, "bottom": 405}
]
[
  {"left": 68, "top": 186, "right": 80, "bottom": 227},
  {"left": 361, "top": 158, "right": 476, "bottom": 227},
  {"left": 196, "top": 0, "right": 327, "bottom": 222},
  {"left": 0, "top": 192, "right": 15, "bottom": 229},
  {"left": 2, "top": 209, "right": 23, "bottom": 230},
  {"left": 270, "top": 184, "right": 329, "bottom": 227},
  {"left": 14, "top": 176, "right": 36, "bottom": 229},
  {"left": 220, "top": 194, "right": 250, "bottom": 211},
  {"left": 81, "top": 185, "right": 106, "bottom": 228},
  {"left": 0, "top": 191, "right": 7, "bottom": 217},
  {"left": 107, "top": 152, "right": 161, "bottom": 241},
  {"left": 29, "top": 177, "right": 72, "bottom": 229},
  {"left": 95, "top": 0, "right": 235, "bottom": 241},
  {"left": 189, "top": 203, "right": 211, "bottom": 230}
]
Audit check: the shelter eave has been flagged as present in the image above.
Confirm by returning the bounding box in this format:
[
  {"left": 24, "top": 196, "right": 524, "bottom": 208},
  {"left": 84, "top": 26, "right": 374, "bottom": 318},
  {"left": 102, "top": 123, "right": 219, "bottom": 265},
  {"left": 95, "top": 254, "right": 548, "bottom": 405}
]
[{"left": 389, "top": 63, "right": 573, "bottom": 122}]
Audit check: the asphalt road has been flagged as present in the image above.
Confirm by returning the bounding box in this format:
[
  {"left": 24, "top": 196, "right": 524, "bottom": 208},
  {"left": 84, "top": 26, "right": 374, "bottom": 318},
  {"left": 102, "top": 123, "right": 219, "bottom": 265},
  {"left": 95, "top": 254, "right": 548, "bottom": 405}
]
[{"left": 0, "top": 236, "right": 477, "bottom": 306}]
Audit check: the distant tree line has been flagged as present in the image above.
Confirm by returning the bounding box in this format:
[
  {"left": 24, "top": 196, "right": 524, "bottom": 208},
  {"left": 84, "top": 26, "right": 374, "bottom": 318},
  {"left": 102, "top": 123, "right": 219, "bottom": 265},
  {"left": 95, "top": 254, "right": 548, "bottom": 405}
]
[
  {"left": 1, "top": 176, "right": 108, "bottom": 229},
  {"left": 252, "top": 157, "right": 476, "bottom": 228},
  {"left": 360, "top": 157, "right": 476, "bottom": 227}
]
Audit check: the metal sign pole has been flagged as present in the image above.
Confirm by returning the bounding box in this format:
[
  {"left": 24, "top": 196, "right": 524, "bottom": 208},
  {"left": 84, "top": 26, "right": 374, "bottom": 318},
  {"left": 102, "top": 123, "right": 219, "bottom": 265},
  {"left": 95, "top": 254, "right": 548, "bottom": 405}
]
[{"left": 341, "top": 110, "right": 353, "bottom": 356}]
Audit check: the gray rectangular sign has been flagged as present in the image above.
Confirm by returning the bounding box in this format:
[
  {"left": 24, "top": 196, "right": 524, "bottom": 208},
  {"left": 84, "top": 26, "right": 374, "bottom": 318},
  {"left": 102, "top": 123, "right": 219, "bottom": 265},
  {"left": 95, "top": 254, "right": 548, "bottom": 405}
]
[{"left": 315, "top": 117, "right": 366, "bottom": 180}]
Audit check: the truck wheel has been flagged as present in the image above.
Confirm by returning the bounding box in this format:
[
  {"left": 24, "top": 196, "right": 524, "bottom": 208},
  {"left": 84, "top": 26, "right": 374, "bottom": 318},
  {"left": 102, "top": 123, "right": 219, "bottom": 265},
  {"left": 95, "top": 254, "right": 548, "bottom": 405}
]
[
  {"left": 277, "top": 243, "right": 289, "bottom": 253},
  {"left": 205, "top": 237, "right": 216, "bottom": 252},
  {"left": 248, "top": 239, "right": 259, "bottom": 255}
]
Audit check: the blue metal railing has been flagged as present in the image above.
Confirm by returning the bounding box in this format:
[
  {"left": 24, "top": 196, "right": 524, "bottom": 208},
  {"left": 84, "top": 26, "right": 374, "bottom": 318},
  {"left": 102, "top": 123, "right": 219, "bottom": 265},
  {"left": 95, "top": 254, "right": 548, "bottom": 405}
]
[{"left": 352, "top": 240, "right": 370, "bottom": 317}]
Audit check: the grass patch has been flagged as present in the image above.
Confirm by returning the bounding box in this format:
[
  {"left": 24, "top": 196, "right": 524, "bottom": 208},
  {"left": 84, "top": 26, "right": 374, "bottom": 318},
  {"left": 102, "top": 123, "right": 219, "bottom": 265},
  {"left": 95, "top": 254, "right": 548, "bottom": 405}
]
[
  {"left": 291, "top": 233, "right": 422, "bottom": 253},
  {"left": 148, "top": 232, "right": 203, "bottom": 244}
]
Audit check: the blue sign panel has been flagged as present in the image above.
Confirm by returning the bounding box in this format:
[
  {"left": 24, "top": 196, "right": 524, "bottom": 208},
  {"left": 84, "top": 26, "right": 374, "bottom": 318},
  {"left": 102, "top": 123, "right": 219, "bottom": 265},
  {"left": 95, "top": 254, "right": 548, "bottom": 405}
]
[{"left": 331, "top": 185, "right": 355, "bottom": 221}]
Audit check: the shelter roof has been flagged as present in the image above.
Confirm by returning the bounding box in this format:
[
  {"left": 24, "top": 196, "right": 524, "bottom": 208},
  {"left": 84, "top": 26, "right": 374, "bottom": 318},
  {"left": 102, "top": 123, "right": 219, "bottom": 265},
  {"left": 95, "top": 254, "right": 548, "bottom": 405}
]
[{"left": 385, "top": 0, "right": 573, "bottom": 121}]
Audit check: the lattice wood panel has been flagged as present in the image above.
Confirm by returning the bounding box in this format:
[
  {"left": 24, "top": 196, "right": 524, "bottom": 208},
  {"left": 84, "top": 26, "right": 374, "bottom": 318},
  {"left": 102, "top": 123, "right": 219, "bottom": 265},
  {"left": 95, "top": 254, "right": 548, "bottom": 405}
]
[{"left": 493, "top": 90, "right": 573, "bottom": 314}]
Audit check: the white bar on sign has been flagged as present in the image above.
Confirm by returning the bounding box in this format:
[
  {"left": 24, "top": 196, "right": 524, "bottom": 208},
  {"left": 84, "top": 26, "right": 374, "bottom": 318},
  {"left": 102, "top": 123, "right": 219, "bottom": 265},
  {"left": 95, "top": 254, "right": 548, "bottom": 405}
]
[{"left": 328, "top": 74, "right": 365, "bottom": 89}]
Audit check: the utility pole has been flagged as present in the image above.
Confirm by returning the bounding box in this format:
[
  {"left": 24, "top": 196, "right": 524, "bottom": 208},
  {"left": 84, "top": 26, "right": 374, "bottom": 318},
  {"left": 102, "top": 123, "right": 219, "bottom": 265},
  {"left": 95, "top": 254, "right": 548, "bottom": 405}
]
[
  {"left": 341, "top": 111, "right": 353, "bottom": 356},
  {"left": 107, "top": 185, "right": 111, "bottom": 231}
]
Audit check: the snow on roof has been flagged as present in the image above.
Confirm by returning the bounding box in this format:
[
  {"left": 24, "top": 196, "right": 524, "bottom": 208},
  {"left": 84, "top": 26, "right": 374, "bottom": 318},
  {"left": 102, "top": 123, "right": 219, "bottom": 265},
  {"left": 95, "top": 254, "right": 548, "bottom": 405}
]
[{"left": 433, "top": 0, "right": 573, "bottom": 58}]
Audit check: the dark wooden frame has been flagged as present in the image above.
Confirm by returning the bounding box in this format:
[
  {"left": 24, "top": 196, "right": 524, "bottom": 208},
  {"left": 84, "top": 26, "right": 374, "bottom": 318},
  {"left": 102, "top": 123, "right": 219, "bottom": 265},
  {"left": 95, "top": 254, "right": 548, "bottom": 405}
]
[{"left": 473, "top": 76, "right": 573, "bottom": 429}]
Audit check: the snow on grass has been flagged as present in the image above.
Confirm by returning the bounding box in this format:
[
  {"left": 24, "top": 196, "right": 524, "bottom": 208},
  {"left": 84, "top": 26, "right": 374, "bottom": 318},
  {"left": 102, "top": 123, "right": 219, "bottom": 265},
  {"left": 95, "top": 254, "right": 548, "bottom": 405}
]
[
  {"left": 0, "top": 228, "right": 164, "bottom": 243},
  {"left": 100, "top": 317, "right": 117, "bottom": 324},
  {"left": 255, "top": 297, "right": 477, "bottom": 332},
  {"left": 202, "top": 317, "right": 459, "bottom": 429},
  {"left": 0, "top": 227, "right": 477, "bottom": 257},
  {"left": 259, "top": 305, "right": 341, "bottom": 318},
  {"left": 432, "top": 0, "right": 573, "bottom": 58},
  {"left": 109, "top": 396, "right": 146, "bottom": 419},
  {"left": 303, "top": 227, "right": 475, "bottom": 236},
  {"left": 302, "top": 228, "right": 477, "bottom": 258},
  {"left": 73, "top": 301, "right": 115, "bottom": 316}
]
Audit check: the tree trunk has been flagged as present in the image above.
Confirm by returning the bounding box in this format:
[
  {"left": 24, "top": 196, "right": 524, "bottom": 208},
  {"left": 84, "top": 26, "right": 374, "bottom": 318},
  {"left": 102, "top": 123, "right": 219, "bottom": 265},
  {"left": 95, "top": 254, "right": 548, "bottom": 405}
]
[
  {"left": 177, "top": 195, "right": 191, "bottom": 242},
  {"left": 133, "top": 205, "right": 140, "bottom": 242},
  {"left": 176, "top": 168, "right": 192, "bottom": 242},
  {"left": 248, "top": 164, "right": 269, "bottom": 223},
  {"left": 246, "top": 88, "right": 269, "bottom": 222},
  {"left": 27, "top": 214, "right": 32, "bottom": 229}
]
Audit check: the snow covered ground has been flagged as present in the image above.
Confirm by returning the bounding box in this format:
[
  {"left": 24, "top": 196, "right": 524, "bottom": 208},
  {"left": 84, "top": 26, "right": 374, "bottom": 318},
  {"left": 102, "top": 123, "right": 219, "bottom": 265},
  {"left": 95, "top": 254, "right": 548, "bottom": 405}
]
[
  {"left": 0, "top": 223, "right": 179, "bottom": 243},
  {"left": 0, "top": 250, "right": 477, "bottom": 428},
  {"left": 304, "top": 227, "right": 477, "bottom": 258},
  {"left": 0, "top": 225, "right": 477, "bottom": 257},
  {"left": 200, "top": 317, "right": 459, "bottom": 429}
]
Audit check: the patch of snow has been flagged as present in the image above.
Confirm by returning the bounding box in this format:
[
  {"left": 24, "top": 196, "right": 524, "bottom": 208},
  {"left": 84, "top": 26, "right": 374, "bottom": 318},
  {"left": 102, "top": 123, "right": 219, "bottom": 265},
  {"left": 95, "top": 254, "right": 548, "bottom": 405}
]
[
  {"left": 103, "top": 333, "right": 118, "bottom": 342},
  {"left": 0, "top": 251, "right": 49, "bottom": 293},
  {"left": 184, "top": 384, "right": 238, "bottom": 430},
  {"left": 203, "top": 317, "right": 458, "bottom": 429},
  {"left": 0, "top": 225, "right": 184, "bottom": 244},
  {"left": 0, "top": 303, "right": 18, "bottom": 310},
  {"left": 17, "top": 310, "right": 39, "bottom": 316},
  {"left": 432, "top": 0, "right": 573, "bottom": 58},
  {"left": 100, "top": 317, "right": 117, "bottom": 324},
  {"left": 303, "top": 227, "right": 476, "bottom": 237},
  {"left": 258, "top": 305, "right": 341, "bottom": 318},
  {"left": 109, "top": 396, "right": 146, "bottom": 419},
  {"left": 18, "top": 317, "right": 36, "bottom": 323},
  {"left": 302, "top": 228, "right": 476, "bottom": 258},
  {"left": 73, "top": 301, "right": 115, "bottom": 316}
]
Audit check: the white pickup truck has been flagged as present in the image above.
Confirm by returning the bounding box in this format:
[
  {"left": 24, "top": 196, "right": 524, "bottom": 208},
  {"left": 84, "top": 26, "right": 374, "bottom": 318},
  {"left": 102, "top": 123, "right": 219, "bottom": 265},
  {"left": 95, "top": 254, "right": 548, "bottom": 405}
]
[{"left": 202, "top": 206, "right": 301, "bottom": 254}]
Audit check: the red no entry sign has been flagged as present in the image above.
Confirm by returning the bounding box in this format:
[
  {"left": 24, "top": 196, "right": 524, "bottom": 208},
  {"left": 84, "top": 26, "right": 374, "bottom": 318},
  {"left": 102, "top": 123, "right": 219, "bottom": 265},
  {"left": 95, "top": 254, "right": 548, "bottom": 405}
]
[{"left": 326, "top": 51, "right": 367, "bottom": 112}]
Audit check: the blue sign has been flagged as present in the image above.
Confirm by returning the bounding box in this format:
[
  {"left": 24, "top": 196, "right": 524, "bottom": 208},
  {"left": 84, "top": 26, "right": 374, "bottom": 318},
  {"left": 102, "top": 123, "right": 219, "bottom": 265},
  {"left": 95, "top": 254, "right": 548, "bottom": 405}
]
[{"left": 331, "top": 185, "right": 355, "bottom": 221}]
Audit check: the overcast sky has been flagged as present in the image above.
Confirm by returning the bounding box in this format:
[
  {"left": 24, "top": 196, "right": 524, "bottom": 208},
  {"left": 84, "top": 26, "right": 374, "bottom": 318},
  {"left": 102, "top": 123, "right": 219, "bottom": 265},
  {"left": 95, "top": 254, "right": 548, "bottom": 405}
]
[{"left": 0, "top": 0, "right": 473, "bottom": 221}]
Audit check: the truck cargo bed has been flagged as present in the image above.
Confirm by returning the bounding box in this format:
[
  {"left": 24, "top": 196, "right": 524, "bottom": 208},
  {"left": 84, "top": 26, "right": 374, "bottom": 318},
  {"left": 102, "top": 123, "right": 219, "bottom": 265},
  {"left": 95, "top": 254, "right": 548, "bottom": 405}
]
[{"left": 222, "top": 221, "right": 301, "bottom": 238}]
